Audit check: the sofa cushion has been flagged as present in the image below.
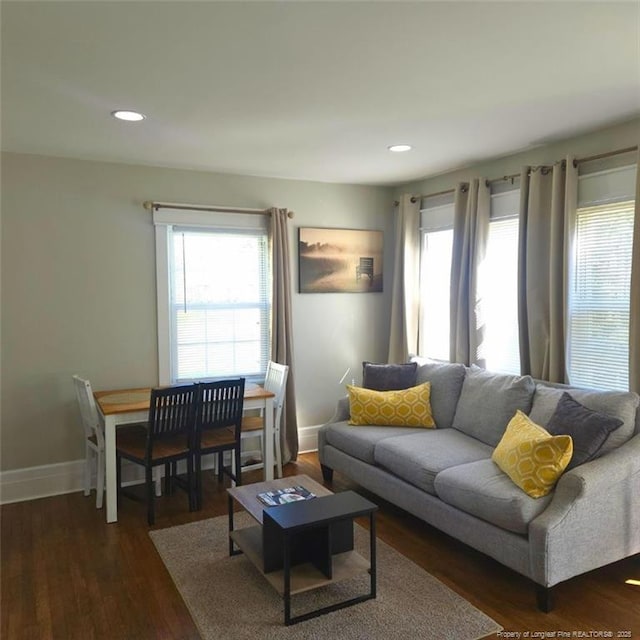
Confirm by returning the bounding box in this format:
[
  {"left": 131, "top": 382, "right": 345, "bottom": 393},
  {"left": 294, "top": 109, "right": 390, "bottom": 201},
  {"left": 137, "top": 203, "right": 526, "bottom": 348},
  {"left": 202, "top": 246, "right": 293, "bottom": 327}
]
[
  {"left": 528, "top": 384, "right": 639, "bottom": 456},
  {"left": 410, "top": 356, "right": 467, "bottom": 429},
  {"left": 323, "top": 421, "right": 422, "bottom": 464},
  {"left": 347, "top": 383, "right": 435, "bottom": 428},
  {"left": 374, "top": 429, "right": 493, "bottom": 494},
  {"left": 452, "top": 365, "right": 536, "bottom": 447},
  {"left": 492, "top": 411, "right": 573, "bottom": 498},
  {"left": 434, "top": 459, "right": 553, "bottom": 534},
  {"left": 362, "top": 361, "right": 418, "bottom": 391},
  {"left": 546, "top": 392, "right": 623, "bottom": 469}
]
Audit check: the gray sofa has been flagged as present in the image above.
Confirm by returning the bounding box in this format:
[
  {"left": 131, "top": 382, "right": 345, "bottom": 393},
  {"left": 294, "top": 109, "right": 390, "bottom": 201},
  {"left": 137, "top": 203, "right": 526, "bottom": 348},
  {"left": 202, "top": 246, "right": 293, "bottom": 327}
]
[{"left": 317, "top": 358, "right": 640, "bottom": 610}]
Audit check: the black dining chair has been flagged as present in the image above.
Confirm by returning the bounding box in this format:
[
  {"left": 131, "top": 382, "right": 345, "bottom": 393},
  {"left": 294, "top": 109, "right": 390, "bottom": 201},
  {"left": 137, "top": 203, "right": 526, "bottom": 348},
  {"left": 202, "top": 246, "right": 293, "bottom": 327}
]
[
  {"left": 194, "top": 378, "right": 245, "bottom": 510},
  {"left": 116, "top": 384, "right": 197, "bottom": 525}
]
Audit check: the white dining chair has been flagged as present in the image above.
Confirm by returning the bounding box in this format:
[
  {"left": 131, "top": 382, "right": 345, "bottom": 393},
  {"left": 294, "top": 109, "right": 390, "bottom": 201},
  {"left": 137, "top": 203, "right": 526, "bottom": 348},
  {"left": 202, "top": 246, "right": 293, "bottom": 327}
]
[
  {"left": 241, "top": 361, "right": 289, "bottom": 478},
  {"left": 72, "top": 375, "right": 107, "bottom": 508},
  {"left": 72, "top": 375, "right": 162, "bottom": 509}
]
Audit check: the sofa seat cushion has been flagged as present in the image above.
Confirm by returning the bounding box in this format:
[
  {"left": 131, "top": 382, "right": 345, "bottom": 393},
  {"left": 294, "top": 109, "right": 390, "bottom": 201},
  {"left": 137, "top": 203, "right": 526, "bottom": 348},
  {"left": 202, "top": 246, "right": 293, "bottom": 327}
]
[
  {"left": 434, "top": 459, "right": 553, "bottom": 534},
  {"left": 529, "top": 384, "right": 639, "bottom": 456},
  {"left": 410, "top": 356, "right": 466, "bottom": 429},
  {"left": 373, "top": 430, "right": 493, "bottom": 494},
  {"left": 452, "top": 365, "right": 536, "bottom": 447},
  {"left": 323, "top": 421, "right": 423, "bottom": 465}
]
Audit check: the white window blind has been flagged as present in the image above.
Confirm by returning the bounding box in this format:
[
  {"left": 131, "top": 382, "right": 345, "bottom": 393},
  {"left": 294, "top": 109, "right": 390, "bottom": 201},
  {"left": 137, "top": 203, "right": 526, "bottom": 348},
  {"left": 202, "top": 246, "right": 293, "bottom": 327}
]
[
  {"left": 567, "top": 201, "right": 634, "bottom": 391},
  {"left": 474, "top": 187, "right": 521, "bottom": 374},
  {"left": 419, "top": 200, "right": 455, "bottom": 360},
  {"left": 169, "top": 227, "right": 270, "bottom": 383},
  {"left": 419, "top": 227, "right": 454, "bottom": 361},
  {"left": 479, "top": 215, "right": 520, "bottom": 374}
]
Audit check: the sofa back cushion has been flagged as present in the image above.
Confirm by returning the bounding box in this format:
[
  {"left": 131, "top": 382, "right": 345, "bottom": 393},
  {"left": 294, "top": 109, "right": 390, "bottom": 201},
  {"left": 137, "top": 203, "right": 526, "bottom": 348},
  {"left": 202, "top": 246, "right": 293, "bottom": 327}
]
[
  {"left": 410, "top": 357, "right": 466, "bottom": 429},
  {"left": 451, "top": 365, "right": 536, "bottom": 446},
  {"left": 528, "top": 384, "right": 639, "bottom": 456}
]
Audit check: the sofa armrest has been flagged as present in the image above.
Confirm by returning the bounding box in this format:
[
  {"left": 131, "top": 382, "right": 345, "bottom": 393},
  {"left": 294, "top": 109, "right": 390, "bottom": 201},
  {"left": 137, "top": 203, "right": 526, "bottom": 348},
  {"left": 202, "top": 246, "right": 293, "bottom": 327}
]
[
  {"left": 328, "top": 396, "right": 350, "bottom": 423},
  {"left": 528, "top": 432, "right": 640, "bottom": 586},
  {"left": 317, "top": 396, "right": 350, "bottom": 466}
]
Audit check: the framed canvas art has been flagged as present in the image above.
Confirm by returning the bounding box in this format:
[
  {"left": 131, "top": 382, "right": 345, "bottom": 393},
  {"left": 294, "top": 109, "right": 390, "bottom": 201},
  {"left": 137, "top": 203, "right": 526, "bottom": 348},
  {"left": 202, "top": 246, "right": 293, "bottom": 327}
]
[{"left": 298, "top": 227, "right": 383, "bottom": 293}]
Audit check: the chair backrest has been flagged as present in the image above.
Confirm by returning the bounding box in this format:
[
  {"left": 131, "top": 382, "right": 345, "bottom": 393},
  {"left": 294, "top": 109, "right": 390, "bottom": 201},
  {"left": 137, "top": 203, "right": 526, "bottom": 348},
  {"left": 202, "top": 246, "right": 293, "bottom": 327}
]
[
  {"left": 264, "top": 361, "right": 289, "bottom": 429},
  {"left": 196, "top": 378, "right": 246, "bottom": 439},
  {"left": 147, "top": 384, "right": 198, "bottom": 445},
  {"left": 72, "top": 375, "right": 104, "bottom": 446}
]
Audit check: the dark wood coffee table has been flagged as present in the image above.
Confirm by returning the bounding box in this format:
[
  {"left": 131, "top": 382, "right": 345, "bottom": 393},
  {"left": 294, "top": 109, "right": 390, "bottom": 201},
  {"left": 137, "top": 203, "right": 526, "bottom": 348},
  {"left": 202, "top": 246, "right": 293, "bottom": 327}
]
[{"left": 227, "top": 474, "right": 378, "bottom": 625}]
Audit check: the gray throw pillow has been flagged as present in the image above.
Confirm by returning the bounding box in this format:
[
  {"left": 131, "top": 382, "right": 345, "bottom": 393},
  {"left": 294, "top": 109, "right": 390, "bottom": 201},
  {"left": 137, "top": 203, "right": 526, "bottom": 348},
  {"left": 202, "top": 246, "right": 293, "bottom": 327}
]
[
  {"left": 362, "top": 361, "right": 417, "bottom": 391},
  {"left": 546, "top": 392, "right": 623, "bottom": 469}
]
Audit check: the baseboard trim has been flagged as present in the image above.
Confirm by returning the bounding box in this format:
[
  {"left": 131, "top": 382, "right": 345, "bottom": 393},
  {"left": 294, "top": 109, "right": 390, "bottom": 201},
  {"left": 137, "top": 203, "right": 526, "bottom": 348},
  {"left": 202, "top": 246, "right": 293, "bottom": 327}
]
[
  {"left": 0, "top": 455, "right": 219, "bottom": 505},
  {"left": 2, "top": 426, "right": 323, "bottom": 505},
  {"left": 298, "top": 424, "right": 321, "bottom": 454}
]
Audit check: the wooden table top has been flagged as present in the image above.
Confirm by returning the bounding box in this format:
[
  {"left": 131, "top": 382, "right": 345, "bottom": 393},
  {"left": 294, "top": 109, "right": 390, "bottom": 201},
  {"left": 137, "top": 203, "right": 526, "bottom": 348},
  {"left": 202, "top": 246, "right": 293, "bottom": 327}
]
[
  {"left": 94, "top": 383, "right": 274, "bottom": 416},
  {"left": 228, "top": 474, "right": 333, "bottom": 524}
]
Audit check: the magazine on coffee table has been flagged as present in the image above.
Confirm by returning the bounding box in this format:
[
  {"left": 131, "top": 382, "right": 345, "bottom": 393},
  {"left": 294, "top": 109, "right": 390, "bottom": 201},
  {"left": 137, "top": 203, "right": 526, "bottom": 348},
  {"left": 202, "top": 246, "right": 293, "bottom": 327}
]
[{"left": 257, "top": 485, "right": 316, "bottom": 506}]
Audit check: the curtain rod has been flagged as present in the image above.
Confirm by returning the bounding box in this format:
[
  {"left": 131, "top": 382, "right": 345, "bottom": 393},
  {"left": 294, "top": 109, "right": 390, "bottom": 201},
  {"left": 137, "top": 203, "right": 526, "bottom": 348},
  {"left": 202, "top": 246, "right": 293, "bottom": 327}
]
[
  {"left": 143, "top": 200, "right": 294, "bottom": 218},
  {"left": 394, "top": 145, "right": 638, "bottom": 207},
  {"left": 574, "top": 145, "right": 637, "bottom": 166}
]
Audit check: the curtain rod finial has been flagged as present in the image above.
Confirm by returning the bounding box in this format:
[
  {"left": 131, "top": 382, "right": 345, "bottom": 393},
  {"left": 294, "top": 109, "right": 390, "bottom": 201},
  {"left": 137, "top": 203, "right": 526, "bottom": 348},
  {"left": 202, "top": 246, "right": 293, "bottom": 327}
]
[
  {"left": 143, "top": 201, "right": 154, "bottom": 211},
  {"left": 287, "top": 210, "right": 294, "bottom": 218}
]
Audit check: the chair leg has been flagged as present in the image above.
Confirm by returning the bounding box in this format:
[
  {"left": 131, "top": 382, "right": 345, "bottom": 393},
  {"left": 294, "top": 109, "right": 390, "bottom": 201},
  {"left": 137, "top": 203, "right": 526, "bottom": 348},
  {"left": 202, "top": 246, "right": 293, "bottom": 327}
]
[
  {"left": 234, "top": 446, "right": 242, "bottom": 486},
  {"left": 217, "top": 452, "right": 224, "bottom": 482},
  {"left": 95, "top": 448, "right": 105, "bottom": 510},
  {"left": 83, "top": 443, "right": 92, "bottom": 497},
  {"left": 187, "top": 455, "right": 196, "bottom": 512},
  {"left": 146, "top": 465, "right": 155, "bottom": 526},
  {"left": 154, "top": 467, "right": 162, "bottom": 497},
  {"left": 164, "top": 462, "right": 172, "bottom": 495},
  {"left": 274, "top": 429, "right": 283, "bottom": 479},
  {"left": 195, "top": 453, "right": 202, "bottom": 511}
]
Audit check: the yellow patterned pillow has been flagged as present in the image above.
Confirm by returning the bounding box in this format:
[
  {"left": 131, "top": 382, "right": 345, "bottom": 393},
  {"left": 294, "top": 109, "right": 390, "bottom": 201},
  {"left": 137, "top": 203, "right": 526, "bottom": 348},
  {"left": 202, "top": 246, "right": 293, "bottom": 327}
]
[
  {"left": 492, "top": 410, "right": 573, "bottom": 498},
  {"left": 347, "top": 382, "right": 435, "bottom": 428}
]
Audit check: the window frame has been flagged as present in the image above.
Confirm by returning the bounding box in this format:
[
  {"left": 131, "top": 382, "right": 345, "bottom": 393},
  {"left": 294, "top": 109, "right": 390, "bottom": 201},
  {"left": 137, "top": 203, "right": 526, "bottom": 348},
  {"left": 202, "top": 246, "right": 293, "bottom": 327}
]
[
  {"left": 154, "top": 208, "right": 270, "bottom": 385},
  {"left": 565, "top": 163, "right": 637, "bottom": 391}
]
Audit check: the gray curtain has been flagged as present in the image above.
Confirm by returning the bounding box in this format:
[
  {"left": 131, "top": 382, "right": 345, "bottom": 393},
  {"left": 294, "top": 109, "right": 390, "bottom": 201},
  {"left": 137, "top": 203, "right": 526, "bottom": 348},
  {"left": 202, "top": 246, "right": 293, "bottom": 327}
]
[
  {"left": 269, "top": 208, "right": 298, "bottom": 462},
  {"left": 387, "top": 194, "right": 421, "bottom": 363},
  {"left": 450, "top": 179, "right": 490, "bottom": 366},
  {"left": 517, "top": 159, "right": 577, "bottom": 382},
  {"left": 630, "top": 155, "right": 640, "bottom": 394}
]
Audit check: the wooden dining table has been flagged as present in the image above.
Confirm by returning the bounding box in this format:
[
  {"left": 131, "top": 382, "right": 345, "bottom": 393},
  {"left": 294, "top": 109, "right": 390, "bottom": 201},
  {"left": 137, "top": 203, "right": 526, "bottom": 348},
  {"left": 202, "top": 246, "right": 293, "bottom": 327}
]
[{"left": 94, "top": 383, "right": 275, "bottom": 523}]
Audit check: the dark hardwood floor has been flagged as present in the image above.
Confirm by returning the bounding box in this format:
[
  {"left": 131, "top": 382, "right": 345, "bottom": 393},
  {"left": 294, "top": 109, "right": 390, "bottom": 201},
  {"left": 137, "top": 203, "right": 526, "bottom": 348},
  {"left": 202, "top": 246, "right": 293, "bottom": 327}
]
[{"left": 2, "top": 453, "right": 639, "bottom": 639}]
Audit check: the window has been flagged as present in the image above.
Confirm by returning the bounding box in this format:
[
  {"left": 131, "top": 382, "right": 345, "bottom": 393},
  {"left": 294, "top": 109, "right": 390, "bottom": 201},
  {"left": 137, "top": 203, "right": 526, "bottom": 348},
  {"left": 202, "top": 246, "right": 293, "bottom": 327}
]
[
  {"left": 478, "top": 187, "right": 521, "bottom": 374},
  {"left": 567, "top": 201, "right": 634, "bottom": 391},
  {"left": 419, "top": 227, "right": 453, "bottom": 360},
  {"left": 154, "top": 209, "right": 270, "bottom": 385},
  {"left": 418, "top": 199, "right": 455, "bottom": 360},
  {"left": 567, "top": 163, "right": 636, "bottom": 391}
]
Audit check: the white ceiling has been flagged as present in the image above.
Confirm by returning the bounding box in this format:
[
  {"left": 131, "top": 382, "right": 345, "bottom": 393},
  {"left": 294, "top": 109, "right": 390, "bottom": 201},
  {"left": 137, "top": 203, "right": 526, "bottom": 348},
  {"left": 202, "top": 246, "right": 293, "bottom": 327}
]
[{"left": 2, "top": 1, "right": 639, "bottom": 186}]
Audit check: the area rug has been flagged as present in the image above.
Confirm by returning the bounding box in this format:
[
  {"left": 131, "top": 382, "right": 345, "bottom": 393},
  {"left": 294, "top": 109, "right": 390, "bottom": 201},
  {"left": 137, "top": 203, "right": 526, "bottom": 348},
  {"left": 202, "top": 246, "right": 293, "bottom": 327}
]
[{"left": 150, "top": 512, "right": 502, "bottom": 640}]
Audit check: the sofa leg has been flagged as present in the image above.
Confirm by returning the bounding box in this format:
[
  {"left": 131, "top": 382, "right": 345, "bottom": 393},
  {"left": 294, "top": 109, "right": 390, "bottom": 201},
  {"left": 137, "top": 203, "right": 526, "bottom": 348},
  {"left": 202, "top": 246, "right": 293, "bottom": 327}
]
[
  {"left": 320, "top": 464, "right": 333, "bottom": 483},
  {"left": 536, "top": 585, "right": 554, "bottom": 612}
]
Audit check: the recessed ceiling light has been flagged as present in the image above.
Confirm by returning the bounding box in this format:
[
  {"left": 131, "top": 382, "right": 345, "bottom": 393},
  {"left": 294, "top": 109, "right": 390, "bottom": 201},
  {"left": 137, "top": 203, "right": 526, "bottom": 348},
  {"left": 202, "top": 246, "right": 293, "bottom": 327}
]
[
  {"left": 388, "top": 144, "right": 412, "bottom": 152},
  {"left": 111, "top": 110, "right": 146, "bottom": 122}
]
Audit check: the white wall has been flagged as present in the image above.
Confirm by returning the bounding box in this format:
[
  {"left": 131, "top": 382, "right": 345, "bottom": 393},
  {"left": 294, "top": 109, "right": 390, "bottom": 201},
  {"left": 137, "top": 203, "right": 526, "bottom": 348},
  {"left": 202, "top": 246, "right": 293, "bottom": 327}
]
[
  {"left": 0, "top": 153, "right": 394, "bottom": 472},
  {"left": 395, "top": 117, "right": 639, "bottom": 198}
]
